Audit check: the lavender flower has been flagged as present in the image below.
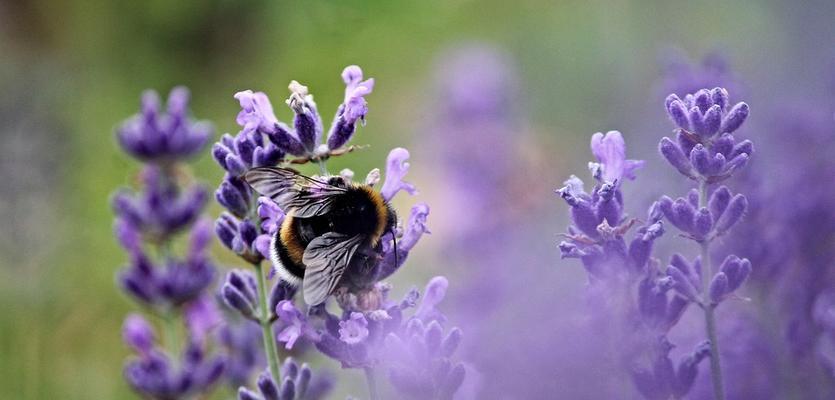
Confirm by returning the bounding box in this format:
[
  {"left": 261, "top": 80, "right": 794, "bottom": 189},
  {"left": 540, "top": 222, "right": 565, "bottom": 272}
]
[
  {"left": 219, "top": 319, "right": 265, "bottom": 388},
  {"left": 558, "top": 132, "right": 711, "bottom": 399},
  {"left": 654, "top": 87, "right": 754, "bottom": 400},
  {"left": 122, "top": 315, "right": 226, "bottom": 399},
  {"left": 589, "top": 131, "right": 645, "bottom": 184},
  {"left": 237, "top": 359, "right": 334, "bottom": 400},
  {"left": 112, "top": 166, "right": 208, "bottom": 241},
  {"left": 113, "top": 86, "right": 224, "bottom": 399},
  {"left": 117, "top": 219, "right": 215, "bottom": 307},
  {"left": 312, "top": 276, "right": 467, "bottom": 400},
  {"left": 233, "top": 65, "right": 373, "bottom": 163},
  {"left": 117, "top": 87, "right": 212, "bottom": 163},
  {"left": 660, "top": 88, "right": 752, "bottom": 183},
  {"left": 275, "top": 300, "right": 318, "bottom": 350}
]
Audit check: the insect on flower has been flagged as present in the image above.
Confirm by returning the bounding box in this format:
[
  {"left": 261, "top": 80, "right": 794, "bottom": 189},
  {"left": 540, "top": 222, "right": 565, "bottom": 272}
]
[{"left": 245, "top": 167, "right": 398, "bottom": 306}]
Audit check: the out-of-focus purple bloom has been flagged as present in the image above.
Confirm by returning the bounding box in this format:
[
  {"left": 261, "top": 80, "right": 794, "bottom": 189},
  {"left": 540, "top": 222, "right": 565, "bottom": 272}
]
[
  {"left": 415, "top": 276, "right": 448, "bottom": 323},
  {"left": 377, "top": 203, "right": 431, "bottom": 280},
  {"left": 114, "top": 86, "right": 227, "bottom": 400},
  {"left": 589, "top": 131, "right": 645, "bottom": 184},
  {"left": 237, "top": 359, "right": 334, "bottom": 400},
  {"left": 219, "top": 319, "right": 265, "bottom": 389},
  {"left": 112, "top": 166, "right": 208, "bottom": 241},
  {"left": 123, "top": 314, "right": 155, "bottom": 355},
  {"left": 117, "top": 87, "right": 212, "bottom": 163},
  {"left": 339, "top": 313, "right": 370, "bottom": 345},
  {"left": 385, "top": 321, "right": 465, "bottom": 400},
  {"left": 117, "top": 228, "right": 215, "bottom": 308},
  {"left": 185, "top": 295, "right": 223, "bottom": 344},
  {"left": 312, "top": 274, "right": 465, "bottom": 396},
  {"left": 380, "top": 147, "right": 418, "bottom": 202},
  {"left": 557, "top": 131, "right": 713, "bottom": 399},
  {"left": 123, "top": 327, "right": 226, "bottom": 399},
  {"left": 658, "top": 49, "right": 742, "bottom": 99}
]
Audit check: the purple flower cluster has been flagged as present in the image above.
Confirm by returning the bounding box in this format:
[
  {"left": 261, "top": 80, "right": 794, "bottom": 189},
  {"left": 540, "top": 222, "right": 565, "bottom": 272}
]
[
  {"left": 237, "top": 359, "right": 334, "bottom": 400},
  {"left": 112, "top": 88, "right": 225, "bottom": 399},
  {"left": 122, "top": 314, "right": 225, "bottom": 399},
  {"left": 660, "top": 88, "right": 751, "bottom": 183},
  {"left": 231, "top": 65, "right": 373, "bottom": 162},
  {"left": 116, "top": 218, "right": 215, "bottom": 307},
  {"left": 117, "top": 87, "right": 212, "bottom": 163},
  {"left": 558, "top": 131, "right": 711, "bottom": 399}
]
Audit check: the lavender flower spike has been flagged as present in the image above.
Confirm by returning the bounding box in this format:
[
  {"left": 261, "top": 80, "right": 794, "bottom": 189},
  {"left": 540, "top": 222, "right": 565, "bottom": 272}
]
[
  {"left": 117, "top": 87, "right": 213, "bottom": 163},
  {"left": 589, "top": 131, "right": 645, "bottom": 184},
  {"left": 328, "top": 65, "right": 375, "bottom": 150}
]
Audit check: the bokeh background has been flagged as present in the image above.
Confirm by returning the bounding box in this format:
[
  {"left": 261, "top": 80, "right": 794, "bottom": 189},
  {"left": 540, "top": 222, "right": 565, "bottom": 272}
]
[{"left": 1, "top": 1, "right": 833, "bottom": 399}]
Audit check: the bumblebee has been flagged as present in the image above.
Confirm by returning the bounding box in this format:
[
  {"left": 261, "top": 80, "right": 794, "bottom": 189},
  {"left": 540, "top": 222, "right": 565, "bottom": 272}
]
[{"left": 245, "top": 167, "right": 396, "bottom": 305}]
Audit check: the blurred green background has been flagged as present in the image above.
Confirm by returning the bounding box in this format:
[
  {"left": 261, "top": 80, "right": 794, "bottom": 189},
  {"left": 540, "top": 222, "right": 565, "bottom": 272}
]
[{"left": 0, "top": 0, "right": 829, "bottom": 398}]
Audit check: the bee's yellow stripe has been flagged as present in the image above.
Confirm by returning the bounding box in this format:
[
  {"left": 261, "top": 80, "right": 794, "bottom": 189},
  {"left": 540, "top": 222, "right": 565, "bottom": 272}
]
[
  {"left": 359, "top": 185, "right": 389, "bottom": 245},
  {"left": 279, "top": 214, "right": 305, "bottom": 265}
]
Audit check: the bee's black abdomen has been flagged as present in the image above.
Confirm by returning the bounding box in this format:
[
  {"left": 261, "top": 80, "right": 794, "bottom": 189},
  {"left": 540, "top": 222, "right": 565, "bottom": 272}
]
[{"left": 272, "top": 230, "right": 305, "bottom": 285}]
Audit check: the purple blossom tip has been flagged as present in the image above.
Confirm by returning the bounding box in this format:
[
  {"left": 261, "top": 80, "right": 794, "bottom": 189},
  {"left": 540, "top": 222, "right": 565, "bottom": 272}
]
[
  {"left": 338, "top": 312, "right": 370, "bottom": 345},
  {"left": 708, "top": 272, "right": 729, "bottom": 303},
  {"left": 667, "top": 265, "right": 701, "bottom": 302},
  {"left": 401, "top": 202, "right": 431, "bottom": 251},
  {"left": 590, "top": 131, "right": 644, "bottom": 183},
  {"left": 234, "top": 90, "right": 280, "bottom": 135},
  {"left": 380, "top": 147, "right": 418, "bottom": 201},
  {"left": 714, "top": 194, "right": 747, "bottom": 235},
  {"left": 658, "top": 137, "right": 694, "bottom": 178},
  {"left": 257, "top": 196, "right": 285, "bottom": 235},
  {"left": 341, "top": 65, "right": 375, "bottom": 124},
  {"left": 123, "top": 314, "right": 155, "bottom": 354},
  {"left": 276, "top": 300, "right": 316, "bottom": 349},
  {"left": 117, "top": 87, "right": 212, "bottom": 162},
  {"left": 415, "top": 276, "right": 448, "bottom": 322}
]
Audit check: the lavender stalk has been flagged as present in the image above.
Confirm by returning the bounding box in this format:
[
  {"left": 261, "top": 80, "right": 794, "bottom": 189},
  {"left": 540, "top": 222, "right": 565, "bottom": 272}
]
[
  {"left": 660, "top": 87, "right": 753, "bottom": 400},
  {"left": 113, "top": 87, "right": 226, "bottom": 399}
]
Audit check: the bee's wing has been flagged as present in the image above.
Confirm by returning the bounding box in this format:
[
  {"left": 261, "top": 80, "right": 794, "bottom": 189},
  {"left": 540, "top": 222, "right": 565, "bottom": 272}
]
[
  {"left": 301, "top": 232, "right": 366, "bottom": 305},
  {"left": 244, "top": 167, "right": 347, "bottom": 218}
]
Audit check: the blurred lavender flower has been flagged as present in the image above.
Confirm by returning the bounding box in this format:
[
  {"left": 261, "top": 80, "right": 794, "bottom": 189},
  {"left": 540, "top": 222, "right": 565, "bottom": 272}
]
[
  {"left": 219, "top": 319, "right": 265, "bottom": 388},
  {"left": 237, "top": 359, "right": 335, "bottom": 400},
  {"left": 117, "top": 87, "right": 212, "bottom": 163},
  {"left": 557, "top": 131, "right": 712, "bottom": 399},
  {"left": 312, "top": 276, "right": 467, "bottom": 400},
  {"left": 657, "top": 49, "right": 742, "bottom": 98},
  {"left": 122, "top": 315, "right": 225, "bottom": 399},
  {"left": 117, "top": 218, "right": 215, "bottom": 308},
  {"left": 113, "top": 86, "right": 225, "bottom": 399}
]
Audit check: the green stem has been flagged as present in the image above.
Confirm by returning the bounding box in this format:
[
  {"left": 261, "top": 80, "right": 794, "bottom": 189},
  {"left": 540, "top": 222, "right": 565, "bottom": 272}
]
[
  {"left": 317, "top": 159, "right": 329, "bottom": 176},
  {"left": 364, "top": 367, "right": 379, "bottom": 400},
  {"left": 163, "top": 312, "right": 181, "bottom": 360},
  {"left": 698, "top": 179, "right": 725, "bottom": 400},
  {"left": 254, "top": 262, "right": 282, "bottom": 384}
]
